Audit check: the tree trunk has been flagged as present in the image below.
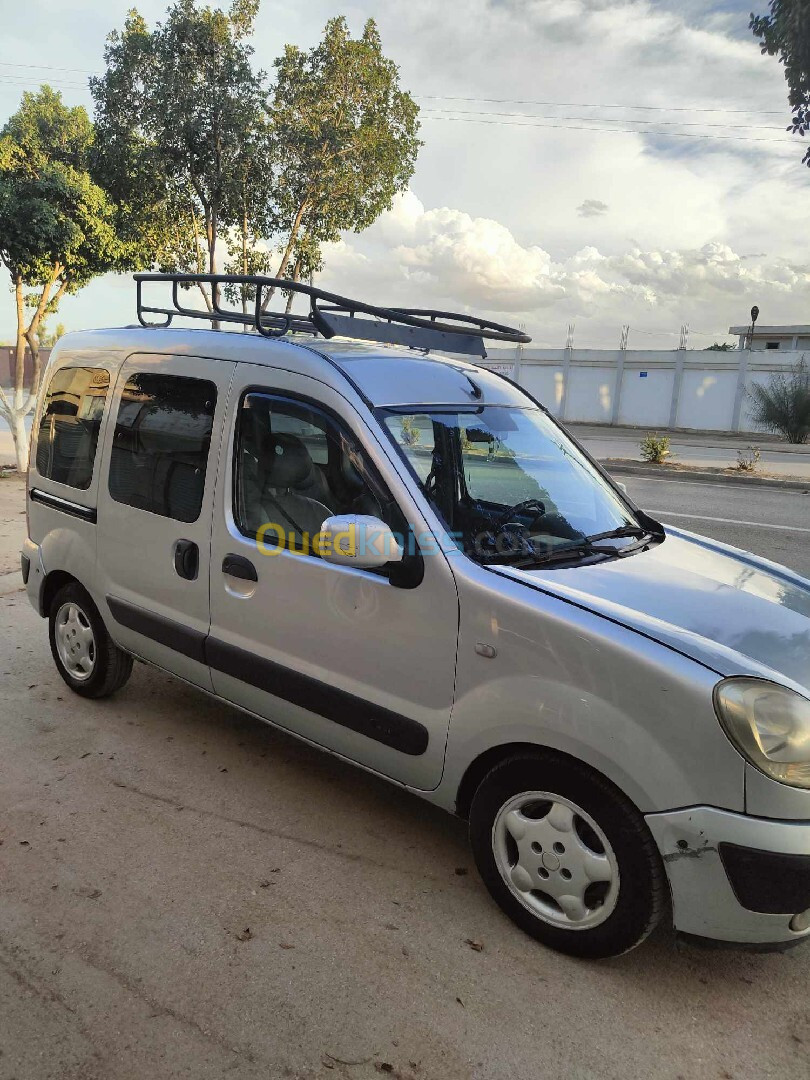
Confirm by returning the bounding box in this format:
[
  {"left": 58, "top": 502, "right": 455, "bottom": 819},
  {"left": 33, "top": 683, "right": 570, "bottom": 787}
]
[
  {"left": 241, "top": 206, "right": 249, "bottom": 331},
  {"left": 262, "top": 200, "right": 309, "bottom": 313},
  {"left": 5, "top": 267, "right": 62, "bottom": 473},
  {"left": 13, "top": 275, "right": 26, "bottom": 412},
  {"left": 6, "top": 275, "right": 31, "bottom": 472},
  {"left": 207, "top": 210, "right": 220, "bottom": 330},
  {"left": 10, "top": 410, "right": 30, "bottom": 473},
  {"left": 284, "top": 256, "right": 303, "bottom": 315}
]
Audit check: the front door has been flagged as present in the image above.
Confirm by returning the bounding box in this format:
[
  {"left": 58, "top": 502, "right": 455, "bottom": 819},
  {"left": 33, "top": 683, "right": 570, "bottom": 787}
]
[
  {"left": 96, "top": 352, "right": 235, "bottom": 689},
  {"left": 207, "top": 367, "right": 459, "bottom": 790}
]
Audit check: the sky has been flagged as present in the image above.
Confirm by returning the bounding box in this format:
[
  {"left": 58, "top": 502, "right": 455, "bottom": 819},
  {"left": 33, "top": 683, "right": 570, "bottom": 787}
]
[{"left": 0, "top": 0, "right": 808, "bottom": 350}]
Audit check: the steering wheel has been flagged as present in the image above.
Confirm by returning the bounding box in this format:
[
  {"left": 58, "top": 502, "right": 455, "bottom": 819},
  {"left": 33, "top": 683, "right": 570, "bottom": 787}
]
[{"left": 491, "top": 498, "right": 547, "bottom": 537}]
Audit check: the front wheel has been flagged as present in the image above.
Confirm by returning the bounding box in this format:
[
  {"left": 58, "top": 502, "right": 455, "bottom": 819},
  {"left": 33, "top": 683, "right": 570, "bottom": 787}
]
[
  {"left": 49, "top": 582, "right": 133, "bottom": 699},
  {"left": 469, "top": 752, "right": 668, "bottom": 959}
]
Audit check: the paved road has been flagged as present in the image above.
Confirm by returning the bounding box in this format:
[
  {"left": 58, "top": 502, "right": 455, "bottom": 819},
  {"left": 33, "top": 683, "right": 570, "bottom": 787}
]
[
  {"left": 622, "top": 473, "right": 810, "bottom": 578},
  {"left": 2, "top": 477, "right": 810, "bottom": 1080}
]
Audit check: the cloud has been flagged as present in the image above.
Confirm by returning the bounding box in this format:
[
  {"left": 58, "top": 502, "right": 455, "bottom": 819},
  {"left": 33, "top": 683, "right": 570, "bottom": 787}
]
[
  {"left": 577, "top": 199, "right": 609, "bottom": 218},
  {"left": 324, "top": 191, "right": 568, "bottom": 312},
  {"left": 318, "top": 191, "right": 810, "bottom": 345}
]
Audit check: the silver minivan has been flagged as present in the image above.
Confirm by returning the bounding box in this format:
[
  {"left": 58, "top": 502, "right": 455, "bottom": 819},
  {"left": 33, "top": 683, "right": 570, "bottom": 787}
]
[{"left": 21, "top": 274, "right": 810, "bottom": 958}]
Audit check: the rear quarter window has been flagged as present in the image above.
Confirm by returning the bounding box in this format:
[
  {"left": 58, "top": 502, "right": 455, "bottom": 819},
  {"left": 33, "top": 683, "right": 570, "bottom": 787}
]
[{"left": 35, "top": 367, "right": 110, "bottom": 489}]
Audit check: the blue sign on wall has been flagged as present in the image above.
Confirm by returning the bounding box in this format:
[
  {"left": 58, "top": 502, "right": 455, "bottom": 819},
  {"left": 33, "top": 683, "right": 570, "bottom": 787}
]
[{"left": 639, "top": 371, "right": 648, "bottom": 378}]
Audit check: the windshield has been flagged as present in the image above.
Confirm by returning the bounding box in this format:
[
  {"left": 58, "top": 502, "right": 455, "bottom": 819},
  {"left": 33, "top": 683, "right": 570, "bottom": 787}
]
[{"left": 382, "top": 406, "right": 646, "bottom": 566}]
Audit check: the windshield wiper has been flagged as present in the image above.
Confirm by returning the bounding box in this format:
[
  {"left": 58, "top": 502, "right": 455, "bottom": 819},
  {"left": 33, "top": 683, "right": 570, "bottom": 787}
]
[
  {"left": 581, "top": 526, "right": 651, "bottom": 543},
  {"left": 481, "top": 540, "right": 611, "bottom": 569},
  {"left": 481, "top": 525, "right": 655, "bottom": 569}
]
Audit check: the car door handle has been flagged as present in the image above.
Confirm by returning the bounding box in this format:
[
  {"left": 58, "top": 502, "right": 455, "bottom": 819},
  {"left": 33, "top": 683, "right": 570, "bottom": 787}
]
[
  {"left": 222, "top": 554, "right": 258, "bottom": 582},
  {"left": 174, "top": 539, "right": 199, "bottom": 581}
]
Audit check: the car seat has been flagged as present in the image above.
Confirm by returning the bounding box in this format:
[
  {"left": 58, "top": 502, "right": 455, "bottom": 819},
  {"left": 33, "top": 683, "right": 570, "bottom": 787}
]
[{"left": 259, "top": 434, "right": 333, "bottom": 549}]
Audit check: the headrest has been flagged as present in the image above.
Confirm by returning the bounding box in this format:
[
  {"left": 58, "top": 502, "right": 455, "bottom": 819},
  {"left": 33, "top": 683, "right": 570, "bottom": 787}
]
[{"left": 264, "top": 433, "right": 313, "bottom": 488}]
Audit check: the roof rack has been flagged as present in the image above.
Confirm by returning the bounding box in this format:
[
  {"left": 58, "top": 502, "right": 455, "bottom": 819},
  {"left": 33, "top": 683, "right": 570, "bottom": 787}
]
[{"left": 134, "top": 273, "right": 531, "bottom": 358}]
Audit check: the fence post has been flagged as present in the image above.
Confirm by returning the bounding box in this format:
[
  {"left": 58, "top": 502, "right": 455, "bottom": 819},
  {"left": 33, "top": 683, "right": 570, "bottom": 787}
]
[
  {"left": 668, "top": 348, "right": 686, "bottom": 429},
  {"left": 514, "top": 326, "right": 525, "bottom": 383},
  {"left": 731, "top": 349, "right": 750, "bottom": 432},
  {"left": 559, "top": 346, "right": 572, "bottom": 420},
  {"left": 611, "top": 348, "right": 626, "bottom": 425}
]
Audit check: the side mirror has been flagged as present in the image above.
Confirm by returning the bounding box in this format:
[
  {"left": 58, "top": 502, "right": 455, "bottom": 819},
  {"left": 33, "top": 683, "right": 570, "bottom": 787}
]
[
  {"left": 616, "top": 481, "right": 628, "bottom": 494},
  {"left": 319, "top": 515, "right": 403, "bottom": 569}
]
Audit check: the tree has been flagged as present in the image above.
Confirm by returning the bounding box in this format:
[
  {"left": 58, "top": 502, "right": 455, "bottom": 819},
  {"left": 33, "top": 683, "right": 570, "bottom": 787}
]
[
  {"left": 0, "top": 87, "right": 127, "bottom": 471},
  {"left": 705, "top": 342, "right": 737, "bottom": 351},
  {"left": 90, "top": 0, "right": 271, "bottom": 320},
  {"left": 262, "top": 16, "right": 421, "bottom": 310},
  {"left": 751, "top": 1, "right": 810, "bottom": 166},
  {"left": 748, "top": 357, "right": 810, "bottom": 442}
]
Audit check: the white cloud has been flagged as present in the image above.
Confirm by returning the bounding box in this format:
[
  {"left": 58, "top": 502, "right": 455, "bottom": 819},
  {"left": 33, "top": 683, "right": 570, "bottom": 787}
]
[{"left": 318, "top": 192, "right": 810, "bottom": 346}]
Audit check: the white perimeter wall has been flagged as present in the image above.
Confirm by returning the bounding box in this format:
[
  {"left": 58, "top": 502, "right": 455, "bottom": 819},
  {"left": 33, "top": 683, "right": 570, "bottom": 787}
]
[{"left": 472, "top": 346, "right": 807, "bottom": 434}]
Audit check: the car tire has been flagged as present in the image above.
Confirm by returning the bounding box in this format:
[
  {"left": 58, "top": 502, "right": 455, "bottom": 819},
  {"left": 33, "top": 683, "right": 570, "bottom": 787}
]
[
  {"left": 469, "top": 751, "right": 668, "bottom": 959},
  {"left": 49, "top": 582, "right": 133, "bottom": 699}
]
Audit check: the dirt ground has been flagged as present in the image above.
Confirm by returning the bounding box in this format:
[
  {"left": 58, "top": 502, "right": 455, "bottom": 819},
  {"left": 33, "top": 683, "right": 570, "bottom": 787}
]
[
  {"left": 0, "top": 476, "right": 26, "bottom": 577},
  {"left": 1, "top": 477, "right": 810, "bottom": 1080}
]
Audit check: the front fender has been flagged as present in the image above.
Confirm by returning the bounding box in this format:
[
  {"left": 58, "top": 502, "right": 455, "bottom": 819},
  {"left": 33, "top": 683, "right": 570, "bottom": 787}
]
[{"left": 433, "top": 559, "right": 746, "bottom": 816}]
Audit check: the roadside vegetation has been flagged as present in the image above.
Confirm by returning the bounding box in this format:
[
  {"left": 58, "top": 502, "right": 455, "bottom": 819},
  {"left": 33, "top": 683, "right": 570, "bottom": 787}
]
[
  {"left": 748, "top": 358, "right": 810, "bottom": 444},
  {"left": 639, "top": 433, "right": 671, "bottom": 464},
  {"left": 735, "top": 446, "right": 762, "bottom": 472}
]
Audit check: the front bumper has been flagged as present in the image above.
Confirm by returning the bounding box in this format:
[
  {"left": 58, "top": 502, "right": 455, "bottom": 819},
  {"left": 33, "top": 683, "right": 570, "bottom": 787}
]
[{"left": 646, "top": 807, "right": 810, "bottom": 945}]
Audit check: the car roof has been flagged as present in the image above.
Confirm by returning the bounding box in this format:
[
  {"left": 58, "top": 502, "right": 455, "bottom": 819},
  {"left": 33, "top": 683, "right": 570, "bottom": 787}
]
[{"left": 48, "top": 326, "right": 533, "bottom": 410}]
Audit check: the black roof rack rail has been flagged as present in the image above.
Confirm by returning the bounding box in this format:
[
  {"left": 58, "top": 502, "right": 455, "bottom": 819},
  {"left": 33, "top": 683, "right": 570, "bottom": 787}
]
[{"left": 134, "top": 273, "right": 531, "bottom": 358}]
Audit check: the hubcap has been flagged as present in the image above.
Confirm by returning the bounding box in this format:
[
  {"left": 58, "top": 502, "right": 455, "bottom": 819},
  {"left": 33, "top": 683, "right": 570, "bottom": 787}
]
[
  {"left": 54, "top": 602, "right": 96, "bottom": 682},
  {"left": 492, "top": 791, "right": 620, "bottom": 930}
]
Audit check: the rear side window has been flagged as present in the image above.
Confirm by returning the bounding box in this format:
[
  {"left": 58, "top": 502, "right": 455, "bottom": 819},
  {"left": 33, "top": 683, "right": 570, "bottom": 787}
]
[
  {"left": 36, "top": 367, "right": 110, "bottom": 489},
  {"left": 108, "top": 372, "right": 216, "bottom": 523}
]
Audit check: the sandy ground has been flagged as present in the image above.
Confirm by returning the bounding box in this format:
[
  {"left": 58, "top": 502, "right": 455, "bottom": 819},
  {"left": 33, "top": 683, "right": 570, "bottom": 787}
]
[
  {"left": 0, "top": 476, "right": 26, "bottom": 577},
  {"left": 1, "top": 481, "right": 810, "bottom": 1079}
]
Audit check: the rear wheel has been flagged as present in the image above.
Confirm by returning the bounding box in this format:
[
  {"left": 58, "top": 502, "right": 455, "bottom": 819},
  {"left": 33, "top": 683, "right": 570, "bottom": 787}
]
[
  {"left": 469, "top": 752, "right": 668, "bottom": 958},
  {"left": 49, "top": 582, "right": 133, "bottom": 699}
]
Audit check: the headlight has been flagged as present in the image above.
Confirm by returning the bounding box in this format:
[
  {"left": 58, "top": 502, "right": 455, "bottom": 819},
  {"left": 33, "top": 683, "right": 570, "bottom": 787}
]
[{"left": 714, "top": 677, "right": 810, "bottom": 789}]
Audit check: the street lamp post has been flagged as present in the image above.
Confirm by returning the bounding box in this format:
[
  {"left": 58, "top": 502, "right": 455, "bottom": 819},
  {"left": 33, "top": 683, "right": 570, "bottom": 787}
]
[{"left": 747, "top": 305, "right": 759, "bottom": 350}]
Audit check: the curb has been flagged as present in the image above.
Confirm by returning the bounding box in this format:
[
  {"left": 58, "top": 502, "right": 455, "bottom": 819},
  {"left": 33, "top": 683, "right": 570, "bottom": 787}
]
[{"left": 600, "top": 461, "right": 810, "bottom": 491}]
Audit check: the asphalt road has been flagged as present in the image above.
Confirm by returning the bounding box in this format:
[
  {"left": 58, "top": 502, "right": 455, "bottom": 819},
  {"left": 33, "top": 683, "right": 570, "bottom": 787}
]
[
  {"left": 622, "top": 473, "right": 810, "bottom": 578},
  {"left": 2, "top": 476, "right": 810, "bottom": 1080}
]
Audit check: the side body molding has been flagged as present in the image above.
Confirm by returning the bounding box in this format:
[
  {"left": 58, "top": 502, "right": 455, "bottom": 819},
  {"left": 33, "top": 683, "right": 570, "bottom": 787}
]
[{"left": 106, "top": 595, "right": 429, "bottom": 756}]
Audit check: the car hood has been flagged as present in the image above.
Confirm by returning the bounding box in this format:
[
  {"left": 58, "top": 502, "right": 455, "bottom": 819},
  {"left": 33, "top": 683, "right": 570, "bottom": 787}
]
[{"left": 492, "top": 528, "right": 810, "bottom": 695}]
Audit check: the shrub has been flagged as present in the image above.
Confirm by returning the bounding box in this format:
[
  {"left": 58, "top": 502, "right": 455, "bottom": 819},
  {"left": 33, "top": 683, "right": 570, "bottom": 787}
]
[
  {"left": 639, "top": 433, "right": 671, "bottom": 464},
  {"left": 735, "top": 446, "right": 761, "bottom": 472},
  {"left": 747, "top": 358, "right": 810, "bottom": 444},
  {"left": 400, "top": 415, "right": 421, "bottom": 447}
]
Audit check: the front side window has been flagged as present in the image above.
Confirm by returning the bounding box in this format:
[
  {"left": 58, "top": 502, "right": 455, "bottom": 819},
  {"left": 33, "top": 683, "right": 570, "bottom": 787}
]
[
  {"left": 108, "top": 372, "right": 216, "bottom": 523},
  {"left": 383, "top": 406, "right": 648, "bottom": 568},
  {"left": 235, "top": 393, "right": 402, "bottom": 559},
  {"left": 35, "top": 367, "right": 110, "bottom": 489}
]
